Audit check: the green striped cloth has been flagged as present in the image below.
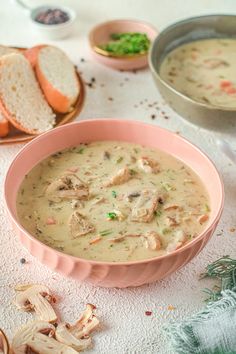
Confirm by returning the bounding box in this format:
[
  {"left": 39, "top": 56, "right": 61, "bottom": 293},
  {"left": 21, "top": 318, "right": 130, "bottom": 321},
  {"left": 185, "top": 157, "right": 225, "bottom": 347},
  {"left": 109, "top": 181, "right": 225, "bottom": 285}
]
[{"left": 165, "top": 290, "right": 236, "bottom": 354}]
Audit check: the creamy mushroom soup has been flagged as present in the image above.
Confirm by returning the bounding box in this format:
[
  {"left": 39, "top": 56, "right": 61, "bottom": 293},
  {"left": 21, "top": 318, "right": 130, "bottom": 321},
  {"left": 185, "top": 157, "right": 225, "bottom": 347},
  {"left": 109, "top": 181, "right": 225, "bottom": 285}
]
[
  {"left": 160, "top": 38, "right": 236, "bottom": 108},
  {"left": 17, "top": 141, "right": 210, "bottom": 262}
]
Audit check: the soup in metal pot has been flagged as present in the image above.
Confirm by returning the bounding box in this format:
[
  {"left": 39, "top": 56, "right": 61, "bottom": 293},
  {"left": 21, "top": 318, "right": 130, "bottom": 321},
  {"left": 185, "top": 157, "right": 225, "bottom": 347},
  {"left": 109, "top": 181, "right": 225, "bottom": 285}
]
[{"left": 160, "top": 38, "right": 236, "bottom": 108}]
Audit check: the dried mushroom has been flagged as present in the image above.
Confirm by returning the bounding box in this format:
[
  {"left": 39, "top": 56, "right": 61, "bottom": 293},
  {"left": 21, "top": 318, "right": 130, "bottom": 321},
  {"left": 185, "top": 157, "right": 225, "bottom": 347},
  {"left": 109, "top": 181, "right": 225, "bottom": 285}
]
[
  {"left": 131, "top": 189, "right": 159, "bottom": 223},
  {"left": 11, "top": 321, "right": 77, "bottom": 354},
  {"left": 69, "top": 211, "right": 95, "bottom": 238},
  {"left": 104, "top": 167, "right": 132, "bottom": 187},
  {"left": 141, "top": 231, "right": 162, "bottom": 250},
  {"left": 14, "top": 284, "right": 57, "bottom": 323},
  {"left": 46, "top": 174, "right": 89, "bottom": 202},
  {"left": 166, "top": 230, "right": 187, "bottom": 252},
  {"left": 55, "top": 304, "right": 99, "bottom": 351},
  {"left": 137, "top": 157, "right": 160, "bottom": 174}
]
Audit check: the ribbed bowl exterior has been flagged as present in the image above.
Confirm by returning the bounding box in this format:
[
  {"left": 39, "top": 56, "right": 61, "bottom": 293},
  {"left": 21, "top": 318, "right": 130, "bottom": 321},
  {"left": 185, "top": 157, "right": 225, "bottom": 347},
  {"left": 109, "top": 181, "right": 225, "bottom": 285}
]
[
  {"left": 5, "top": 119, "right": 224, "bottom": 288},
  {"left": 14, "top": 222, "right": 216, "bottom": 288}
]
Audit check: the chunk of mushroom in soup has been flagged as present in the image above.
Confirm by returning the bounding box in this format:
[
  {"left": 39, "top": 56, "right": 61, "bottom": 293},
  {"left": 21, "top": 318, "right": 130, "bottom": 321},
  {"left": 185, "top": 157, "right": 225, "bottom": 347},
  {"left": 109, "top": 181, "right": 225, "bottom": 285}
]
[{"left": 16, "top": 141, "right": 210, "bottom": 262}]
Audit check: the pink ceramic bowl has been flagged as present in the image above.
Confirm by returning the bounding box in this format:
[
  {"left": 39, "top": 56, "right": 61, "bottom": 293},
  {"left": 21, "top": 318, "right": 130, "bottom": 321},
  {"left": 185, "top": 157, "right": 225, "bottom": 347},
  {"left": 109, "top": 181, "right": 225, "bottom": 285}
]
[
  {"left": 4, "top": 120, "right": 224, "bottom": 288},
  {"left": 89, "top": 19, "right": 157, "bottom": 70}
]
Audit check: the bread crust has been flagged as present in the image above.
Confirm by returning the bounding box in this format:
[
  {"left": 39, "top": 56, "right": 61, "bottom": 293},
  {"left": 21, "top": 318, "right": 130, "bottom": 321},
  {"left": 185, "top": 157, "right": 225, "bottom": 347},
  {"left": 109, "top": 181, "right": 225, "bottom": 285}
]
[
  {"left": 0, "top": 111, "right": 9, "bottom": 137},
  {"left": 0, "top": 93, "right": 39, "bottom": 135},
  {"left": 0, "top": 53, "right": 55, "bottom": 135},
  {"left": 25, "top": 45, "right": 79, "bottom": 113}
]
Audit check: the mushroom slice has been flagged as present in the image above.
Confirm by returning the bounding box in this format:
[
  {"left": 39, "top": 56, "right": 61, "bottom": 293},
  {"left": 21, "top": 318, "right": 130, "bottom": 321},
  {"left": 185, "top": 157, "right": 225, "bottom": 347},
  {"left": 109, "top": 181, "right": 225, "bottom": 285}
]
[
  {"left": 137, "top": 157, "right": 159, "bottom": 174},
  {"left": 55, "top": 304, "right": 99, "bottom": 351},
  {"left": 12, "top": 321, "right": 77, "bottom": 354},
  {"left": 104, "top": 167, "right": 132, "bottom": 187},
  {"left": 141, "top": 231, "right": 162, "bottom": 250},
  {"left": 55, "top": 324, "right": 91, "bottom": 351},
  {"left": 166, "top": 230, "right": 187, "bottom": 253},
  {"left": 131, "top": 189, "right": 159, "bottom": 223},
  {"left": 14, "top": 284, "right": 57, "bottom": 323},
  {"left": 0, "top": 329, "right": 10, "bottom": 354},
  {"left": 165, "top": 216, "right": 180, "bottom": 227},
  {"left": 46, "top": 174, "right": 89, "bottom": 203},
  {"left": 72, "top": 304, "right": 99, "bottom": 338},
  {"left": 28, "top": 333, "right": 78, "bottom": 354},
  {"left": 69, "top": 211, "right": 95, "bottom": 238}
]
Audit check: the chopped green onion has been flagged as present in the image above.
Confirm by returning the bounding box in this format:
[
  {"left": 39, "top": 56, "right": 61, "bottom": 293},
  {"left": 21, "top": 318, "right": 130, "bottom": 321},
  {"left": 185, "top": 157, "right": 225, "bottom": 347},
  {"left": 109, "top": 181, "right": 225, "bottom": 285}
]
[
  {"left": 116, "top": 156, "right": 123, "bottom": 163},
  {"left": 161, "top": 181, "right": 175, "bottom": 191},
  {"left": 129, "top": 169, "right": 137, "bottom": 176},
  {"left": 155, "top": 210, "right": 162, "bottom": 217},
  {"left": 106, "top": 212, "right": 117, "bottom": 220},
  {"left": 100, "top": 32, "right": 150, "bottom": 56},
  {"left": 204, "top": 204, "right": 210, "bottom": 212},
  {"left": 112, "top": 190, "right": 117, "bottom": 198},
  {"left": 162, "top": 228, "right": 171, "bottom": 235},
  {"left": 77, "top": 147, "right": 84, "bottom": 154}
]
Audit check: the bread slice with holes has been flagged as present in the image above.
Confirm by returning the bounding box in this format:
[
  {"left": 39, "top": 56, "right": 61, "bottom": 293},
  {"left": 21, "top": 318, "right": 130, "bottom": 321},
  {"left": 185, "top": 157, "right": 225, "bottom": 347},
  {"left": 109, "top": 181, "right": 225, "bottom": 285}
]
[
  {"left": 0, "top": 53, "right": 56, "bottom": 134},
  {"left": 0, "top": 45, "right": 20, "bottom": 57},
  {"left": 25, "top": 45, "right": 80, "bottom": 113}
]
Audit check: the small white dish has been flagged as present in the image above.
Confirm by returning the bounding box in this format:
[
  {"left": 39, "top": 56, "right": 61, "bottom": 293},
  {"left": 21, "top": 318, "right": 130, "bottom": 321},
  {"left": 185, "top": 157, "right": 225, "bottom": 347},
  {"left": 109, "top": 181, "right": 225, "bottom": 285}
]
[
  {"left": 30, "top": 5, "right": 77, "bottom": 40},
  {"left": 14, "top": 1, "right": 76, "bottom": 40}
]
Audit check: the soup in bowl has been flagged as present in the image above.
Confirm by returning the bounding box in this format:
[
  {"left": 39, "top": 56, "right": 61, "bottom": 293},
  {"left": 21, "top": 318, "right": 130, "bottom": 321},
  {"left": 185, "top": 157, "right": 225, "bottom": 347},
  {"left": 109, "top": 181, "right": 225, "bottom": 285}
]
[{"left": 4, "top": 119, "right": 224, "bottom": 287}]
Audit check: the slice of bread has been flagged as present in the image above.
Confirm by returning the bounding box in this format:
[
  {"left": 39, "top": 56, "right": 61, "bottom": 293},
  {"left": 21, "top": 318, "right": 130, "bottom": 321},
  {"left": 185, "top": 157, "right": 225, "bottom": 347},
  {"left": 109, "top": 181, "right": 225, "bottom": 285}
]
[
  {"left": 0, "top": 111, "right": 9, "bottom": 137},
  {"left": 25, "top": 45, "right": 80, "bottom": 113},
  {"left": 0, "top": 53, "right": 55, "bottom": 134},
  {"left": 0, "top": 45, "right": 20, "bottom": 57}
]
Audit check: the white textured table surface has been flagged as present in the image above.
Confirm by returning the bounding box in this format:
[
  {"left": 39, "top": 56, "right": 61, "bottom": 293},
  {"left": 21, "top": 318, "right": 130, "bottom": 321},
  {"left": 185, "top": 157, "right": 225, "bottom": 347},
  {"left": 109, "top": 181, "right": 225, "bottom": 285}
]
[{"left": 1, "top": 1, "right": 236, "bottom": 353}]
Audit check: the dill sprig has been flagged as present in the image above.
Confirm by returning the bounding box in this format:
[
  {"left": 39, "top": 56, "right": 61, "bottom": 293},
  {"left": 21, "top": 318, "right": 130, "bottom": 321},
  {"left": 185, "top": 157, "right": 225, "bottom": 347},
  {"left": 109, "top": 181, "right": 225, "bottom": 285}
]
[{"left": 201, "top": 256, "right": 236, "bottom": 302}]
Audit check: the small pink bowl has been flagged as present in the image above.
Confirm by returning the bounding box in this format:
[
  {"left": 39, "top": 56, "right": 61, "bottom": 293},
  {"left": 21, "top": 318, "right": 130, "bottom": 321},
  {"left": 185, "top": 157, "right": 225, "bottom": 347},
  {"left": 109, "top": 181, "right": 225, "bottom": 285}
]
[
  {"left": 4, "top": 120, "right": 224, "bottom": 288},
  {"left": 89, "top": 19, "right": 158, "bottom": 70}
]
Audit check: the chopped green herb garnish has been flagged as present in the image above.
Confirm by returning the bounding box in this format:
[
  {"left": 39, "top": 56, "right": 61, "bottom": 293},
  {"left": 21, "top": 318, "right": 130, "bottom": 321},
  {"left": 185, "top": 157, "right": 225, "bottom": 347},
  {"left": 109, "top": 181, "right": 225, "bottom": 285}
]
[
  {"left": 162, "top": 228, "right": 171, "bottom": 235},
  {"left": 155, "top": 210, "right": 162, "bottom": 217},
  {"left": 112, "top": 190, "right": 117, "bottom": 198},
  {"left": 100, "top": 229, "right": 112, "bottom": 236},
  {"left": 100, "top": 32, "right": 150, "bottom": 56},
  {"left": 77, "top": 147, "right": 84, "bottom": 154},
  {"left": 116, "top": 156, "right": 123, "bottom": 163},
  {"left": 204, "top": 204, "right": 210, "bottom": 212},
  {"left": 161, "top": 181, "right": 175, "bottom": 191},
  {"left": 106, "top": 212, "right": 117, "bottom": 220},
  {"left": 129, "top": 169, "right": 137, "bottom": 176}
]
